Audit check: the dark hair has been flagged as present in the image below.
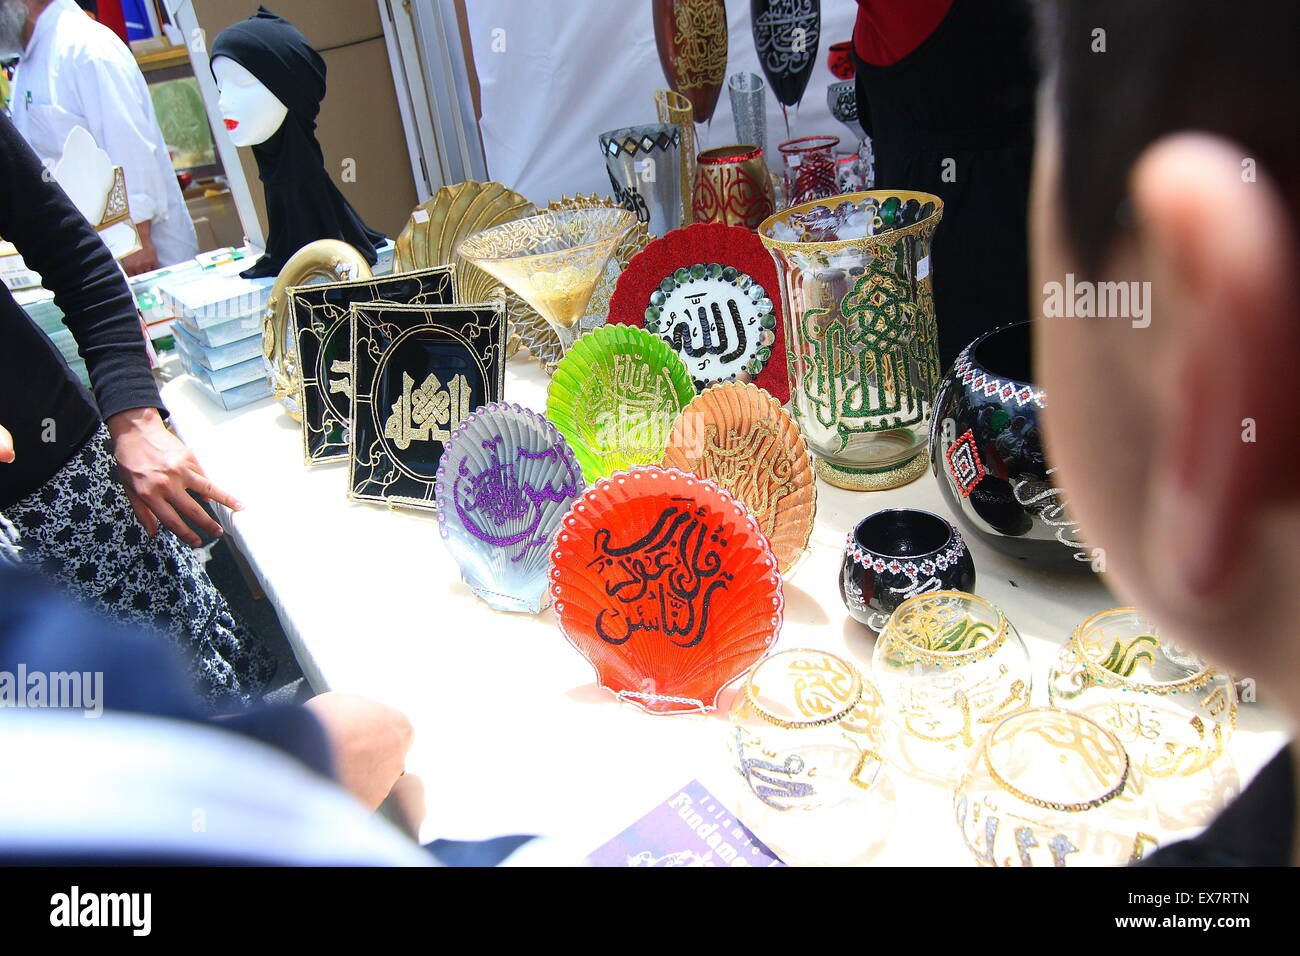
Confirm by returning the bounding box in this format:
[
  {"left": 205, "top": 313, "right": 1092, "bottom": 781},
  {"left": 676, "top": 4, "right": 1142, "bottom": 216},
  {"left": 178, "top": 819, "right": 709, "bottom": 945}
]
[{"left": 1038, "top": 0, "right": 1299, "bottom": 275}]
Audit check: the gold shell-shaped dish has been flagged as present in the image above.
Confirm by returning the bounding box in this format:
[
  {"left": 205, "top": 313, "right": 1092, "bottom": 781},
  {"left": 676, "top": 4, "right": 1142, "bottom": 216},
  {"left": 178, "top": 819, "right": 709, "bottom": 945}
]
[
  {"left": 394, "top": 181, "right": 535, "bottom": 304},
  {"left": 512, "top": 194, "right": 653, "bottom": 374},
  {"left": 662, "top": 381, "right": 816, "bottom": 573},
  {"left": 263, "top": 239, "right": 373, "bottom": 422}
]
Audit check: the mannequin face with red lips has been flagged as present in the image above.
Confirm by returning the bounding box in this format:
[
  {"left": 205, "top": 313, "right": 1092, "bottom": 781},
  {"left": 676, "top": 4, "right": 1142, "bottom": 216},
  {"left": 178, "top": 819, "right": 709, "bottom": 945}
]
[{"left": 213, "top": 55, "right": 288, "bottom": 148}]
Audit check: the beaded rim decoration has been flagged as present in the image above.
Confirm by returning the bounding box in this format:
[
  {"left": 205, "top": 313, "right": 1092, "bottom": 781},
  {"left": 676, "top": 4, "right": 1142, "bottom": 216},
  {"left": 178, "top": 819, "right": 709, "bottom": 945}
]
[
  {"left": 881, "top": 590, "right": 1011, "bottom": 668},
  {"left": 758, "top": 188, "right": 944, "bottom": 253},
  {"left": 698, "top": 145, "right": 764, "bottom": 165},
  {"left": 982, "top": 708, "right": 1130, "bottom": 813},
  {"left": 742, "top": 648, "right": 864, "bottom": 730},
  {"left": 845, "top": 512, "right": 967, "bottom": 580},
  {"left": 643, "top": 261, "right": 777, "bottom": 382},
  {"left": 1072, "top": 607, "right": 1219, "bottom": 696},
  {"left": 952, "top": 332, "right": 1047, "bottom": 409}
]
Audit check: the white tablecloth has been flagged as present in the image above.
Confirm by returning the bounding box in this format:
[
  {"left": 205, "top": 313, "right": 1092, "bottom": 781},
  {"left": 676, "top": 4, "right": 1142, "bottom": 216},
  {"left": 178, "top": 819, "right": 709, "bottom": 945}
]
[{"left": 161, "top": 359, "right": 1287, "bottom": 865}]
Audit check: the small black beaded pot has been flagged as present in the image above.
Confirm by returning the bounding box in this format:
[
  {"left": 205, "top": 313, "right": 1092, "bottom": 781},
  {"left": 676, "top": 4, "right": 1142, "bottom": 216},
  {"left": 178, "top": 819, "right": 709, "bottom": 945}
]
[
  {"left": 839, "top": 509, "right": 975, "bottom": 634},
  {"left": 929, "top": 321, "right": 1093, "bottom": 571}
]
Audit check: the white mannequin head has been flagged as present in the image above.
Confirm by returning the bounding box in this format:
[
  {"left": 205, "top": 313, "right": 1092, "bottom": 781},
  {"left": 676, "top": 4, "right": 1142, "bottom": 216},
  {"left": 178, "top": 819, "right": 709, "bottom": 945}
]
[{"left": 213, "top": 55, "right": 289, "bottom": 147}]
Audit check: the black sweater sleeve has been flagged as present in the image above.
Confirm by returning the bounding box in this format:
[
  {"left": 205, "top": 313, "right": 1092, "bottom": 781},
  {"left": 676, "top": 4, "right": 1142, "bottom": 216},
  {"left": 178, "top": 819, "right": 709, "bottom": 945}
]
[{"left": 0, "top": 111, "right": 163, "bottom": 421}]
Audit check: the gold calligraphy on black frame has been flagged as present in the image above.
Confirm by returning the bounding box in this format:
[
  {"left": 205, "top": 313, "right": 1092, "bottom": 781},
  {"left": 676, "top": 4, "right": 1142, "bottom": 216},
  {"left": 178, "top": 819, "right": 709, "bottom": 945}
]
[
  {"left": 292, "top": 265, "right": 458, "bottom": 465},
  {"left": 348, "top": 299, "right": 506, "bottom": 512}
]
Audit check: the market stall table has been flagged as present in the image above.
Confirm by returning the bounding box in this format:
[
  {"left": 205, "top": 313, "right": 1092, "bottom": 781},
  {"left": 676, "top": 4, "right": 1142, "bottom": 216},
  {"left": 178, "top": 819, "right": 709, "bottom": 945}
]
[{"left": 161, "top": 358, "right": 1288, "bottom": 865}]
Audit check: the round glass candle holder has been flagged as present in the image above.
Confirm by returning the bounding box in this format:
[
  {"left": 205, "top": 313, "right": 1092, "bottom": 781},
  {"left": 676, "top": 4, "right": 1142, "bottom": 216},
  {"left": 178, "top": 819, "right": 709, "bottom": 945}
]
[
  {"left": 1047, "top": 607, "right": 1239, "bottom": 830},
  {"left": 778, "top": 135, "right": 841, "bottom": 209},
  {"left": 955, "top": 708, "right": 1159, "bottom": 867},
  {"left": 728, "top": 648, "right": 886, "bottom": 813},
  {"left": 871, "top": 591, "right": 1032, "bottom": 785},
  {"left": 840, "top": 509, "right": 975, "bottom": 635}
]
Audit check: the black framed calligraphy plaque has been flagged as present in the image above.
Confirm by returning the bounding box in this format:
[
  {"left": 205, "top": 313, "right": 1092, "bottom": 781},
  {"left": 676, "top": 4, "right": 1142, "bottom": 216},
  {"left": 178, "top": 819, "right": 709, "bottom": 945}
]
[
  {"left": 292, "top": 265, "right": 458, "bottom": 465},
  {"left": 348, "top": 299, "right": 506, "bottom": 511}
]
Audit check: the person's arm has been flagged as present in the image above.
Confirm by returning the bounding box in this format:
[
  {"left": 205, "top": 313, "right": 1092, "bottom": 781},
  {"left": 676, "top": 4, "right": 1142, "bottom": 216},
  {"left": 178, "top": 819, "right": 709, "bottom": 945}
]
[
  {"left": 74, "top": 53, "right": 171, "bottom": 275},
  {"left": 0, "top": 113, "right": 235, "bottom": 546}
]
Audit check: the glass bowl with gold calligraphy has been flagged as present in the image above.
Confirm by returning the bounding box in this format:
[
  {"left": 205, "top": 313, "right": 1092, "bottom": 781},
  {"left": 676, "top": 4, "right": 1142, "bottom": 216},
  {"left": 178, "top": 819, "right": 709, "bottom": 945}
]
[
  {"left": 955, "top": 708, "right": 1159, "bottom": 866},
  {"left": 1047, "top": 607, "right": 1239, "bottom": 831},
  {"left": 728, "top": 649, "right": 887, "bottom": 814},
  {"left": 435, "top": 403, "right": 585, "bottom": 614},
  {"left": 870, "top": 591, "right": 1032, "bottom": 786},
  {"left": 549, "top": 466, "right": 782, "bottom": 715}
]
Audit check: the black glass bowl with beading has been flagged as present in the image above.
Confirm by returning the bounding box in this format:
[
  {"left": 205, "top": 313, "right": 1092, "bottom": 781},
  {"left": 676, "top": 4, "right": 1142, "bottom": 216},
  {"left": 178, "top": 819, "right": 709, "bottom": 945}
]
[
  {"left": 839, "top": 508, "right": 975, "bottom": 634},
  {"left": 929, "top": 321, "right": 1093, "bottom": 571}
]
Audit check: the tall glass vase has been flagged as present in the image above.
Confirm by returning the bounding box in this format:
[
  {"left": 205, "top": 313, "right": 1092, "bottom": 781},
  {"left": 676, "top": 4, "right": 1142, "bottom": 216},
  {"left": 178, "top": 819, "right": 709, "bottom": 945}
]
[
  {"left": 599, "top": 123, "right": 683, "bottom": 239},
  {"left": 654, "top": 88, "right": 696, "bottom": 227},
  {"left": 759, "top": 190, "right": 943, "bottom": 490},
  {"left": 728, "top": 71, "right": 767, "bottom": 156}
]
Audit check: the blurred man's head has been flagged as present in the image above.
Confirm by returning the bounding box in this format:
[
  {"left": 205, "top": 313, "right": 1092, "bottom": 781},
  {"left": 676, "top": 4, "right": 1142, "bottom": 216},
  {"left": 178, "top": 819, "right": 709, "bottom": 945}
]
[
  {"left": 0, "top": 1, "right": 50, "bottom": 59},
  {"left": 1032, "top": 1, "right": 1300, "bottom": 715},
  {"left": 0, "top": 0, "right": 29, "bottom": 59}
]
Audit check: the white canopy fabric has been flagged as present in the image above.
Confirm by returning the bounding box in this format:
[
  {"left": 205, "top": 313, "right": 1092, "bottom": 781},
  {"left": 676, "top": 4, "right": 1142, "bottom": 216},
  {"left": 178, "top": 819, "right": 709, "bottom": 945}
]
[{"left": 465, "top": 0, "right": 860, "bottom": 203}]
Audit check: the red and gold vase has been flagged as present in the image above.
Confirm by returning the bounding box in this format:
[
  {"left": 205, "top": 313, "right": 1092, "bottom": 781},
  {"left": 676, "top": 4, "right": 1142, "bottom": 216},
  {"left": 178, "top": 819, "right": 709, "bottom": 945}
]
[{"left": 691, "top": 145, "right": 776, "bottom": 230}]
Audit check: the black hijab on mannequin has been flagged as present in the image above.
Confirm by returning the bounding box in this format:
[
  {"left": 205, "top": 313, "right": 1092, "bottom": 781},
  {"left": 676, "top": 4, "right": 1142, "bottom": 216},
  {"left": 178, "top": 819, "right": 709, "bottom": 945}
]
[{"left": 210, "top": 7, "right": 384, "bottom": 278}]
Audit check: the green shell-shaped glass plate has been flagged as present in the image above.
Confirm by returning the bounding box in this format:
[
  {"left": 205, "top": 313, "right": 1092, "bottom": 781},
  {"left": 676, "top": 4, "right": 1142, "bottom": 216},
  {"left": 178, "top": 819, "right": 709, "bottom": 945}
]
[{"left": 546, "top": 324, "right": 695, "bottom": 482}]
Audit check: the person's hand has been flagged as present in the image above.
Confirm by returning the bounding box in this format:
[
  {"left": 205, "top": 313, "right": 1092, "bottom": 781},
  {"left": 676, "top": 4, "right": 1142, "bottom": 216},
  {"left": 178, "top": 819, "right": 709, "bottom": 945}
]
[
  {"left": 0, "top": 424, "right": 12, "bottom": 463},
  {"left": 106, "top": 407, "right": 242, "bottom": 547},
  {"left": 121, "top": 222, "right": 160, "bottom": 276},
  {"left": 304, "top": 692, "right": 414, "bottom": 811}
]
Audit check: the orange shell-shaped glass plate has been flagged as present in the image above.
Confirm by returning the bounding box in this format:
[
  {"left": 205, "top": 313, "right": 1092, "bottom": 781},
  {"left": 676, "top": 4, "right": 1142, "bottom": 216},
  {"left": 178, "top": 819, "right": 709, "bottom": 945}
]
[
  {"left": 662, "top": 382, "right": 815, "bottom": 573},
  {"left": 550, "top": 466, "right": 783, "bottom": 715}
]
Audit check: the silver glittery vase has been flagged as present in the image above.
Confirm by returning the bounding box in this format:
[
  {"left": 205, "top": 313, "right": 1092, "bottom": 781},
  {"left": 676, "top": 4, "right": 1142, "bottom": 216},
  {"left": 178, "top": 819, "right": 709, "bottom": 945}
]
[{"left": 728, "top": 71, "right": 768, "bottom": 157}]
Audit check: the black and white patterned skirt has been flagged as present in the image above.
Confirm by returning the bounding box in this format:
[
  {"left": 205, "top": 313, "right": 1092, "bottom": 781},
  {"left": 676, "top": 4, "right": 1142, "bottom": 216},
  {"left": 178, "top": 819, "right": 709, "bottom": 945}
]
[{"left": 5, "top": 425, "right": 274, "bottom": 711}]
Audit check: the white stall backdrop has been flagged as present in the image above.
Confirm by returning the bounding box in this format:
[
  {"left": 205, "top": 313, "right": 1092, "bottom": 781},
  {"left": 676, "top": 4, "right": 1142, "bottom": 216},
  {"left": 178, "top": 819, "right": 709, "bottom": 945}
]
[{"left": 465, "top": 0, "right": 860, "bottom": 202}]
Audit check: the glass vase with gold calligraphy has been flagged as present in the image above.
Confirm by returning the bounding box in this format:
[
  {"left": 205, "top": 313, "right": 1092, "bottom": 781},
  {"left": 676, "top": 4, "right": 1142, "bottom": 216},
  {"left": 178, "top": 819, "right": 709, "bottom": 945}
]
[{"left": 759, "top": 190, "right": 942, "bottom": 490}]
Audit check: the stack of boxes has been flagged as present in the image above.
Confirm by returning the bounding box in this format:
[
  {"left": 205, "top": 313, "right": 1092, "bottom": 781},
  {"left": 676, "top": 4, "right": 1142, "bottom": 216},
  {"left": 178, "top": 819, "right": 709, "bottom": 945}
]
[{"left": 154, "top": 266, "right": 276, "bottom": 411}]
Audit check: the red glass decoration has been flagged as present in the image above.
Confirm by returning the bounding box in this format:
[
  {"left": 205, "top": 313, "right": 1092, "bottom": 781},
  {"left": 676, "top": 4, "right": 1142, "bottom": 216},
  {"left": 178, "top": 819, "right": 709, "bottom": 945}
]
[
  {"left": 778, "top": 135, "right": 841, "bottom": 207},
  {"left": 652, "top": 0, "right": 729, "bottom": 124},
  {"left": 608, "top": 221, "right": 789, "bottom": 403},
  {"left": 692, "top": 145, "right": 776, "bottom": 231},
  {"left": 827, "top": 40, "right": 855, "bottom": 80},
  {"left": 550, "top": 467, "right": 783, "bottom": 715}
]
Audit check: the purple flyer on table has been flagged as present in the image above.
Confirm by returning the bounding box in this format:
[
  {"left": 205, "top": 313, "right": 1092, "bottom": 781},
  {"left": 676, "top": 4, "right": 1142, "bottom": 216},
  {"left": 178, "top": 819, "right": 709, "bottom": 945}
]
[{"left": 589, "top": 780, "right": 785, "bottom": 867}]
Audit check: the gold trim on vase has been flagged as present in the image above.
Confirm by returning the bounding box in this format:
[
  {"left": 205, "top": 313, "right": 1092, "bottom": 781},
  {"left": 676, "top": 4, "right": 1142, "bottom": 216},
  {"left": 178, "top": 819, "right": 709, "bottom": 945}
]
[{"left": 758, "top": 189, "right": 945, "bottom": 253}]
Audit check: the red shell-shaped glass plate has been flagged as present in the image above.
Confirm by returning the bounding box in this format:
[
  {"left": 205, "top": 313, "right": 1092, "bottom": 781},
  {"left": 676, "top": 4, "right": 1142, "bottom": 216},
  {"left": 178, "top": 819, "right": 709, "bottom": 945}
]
[
  {"left": 550, "top": 466, "right": 783, "bottom": 715},
  {"left": 608, "top": 222, "right": 790, "bottom": 403}
]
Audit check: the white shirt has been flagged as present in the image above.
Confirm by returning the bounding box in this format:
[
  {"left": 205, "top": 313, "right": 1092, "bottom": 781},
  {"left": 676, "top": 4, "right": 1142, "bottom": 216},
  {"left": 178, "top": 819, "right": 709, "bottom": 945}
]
[{"left": 10, "top": 0, "right": 198, "bottom": 267}]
